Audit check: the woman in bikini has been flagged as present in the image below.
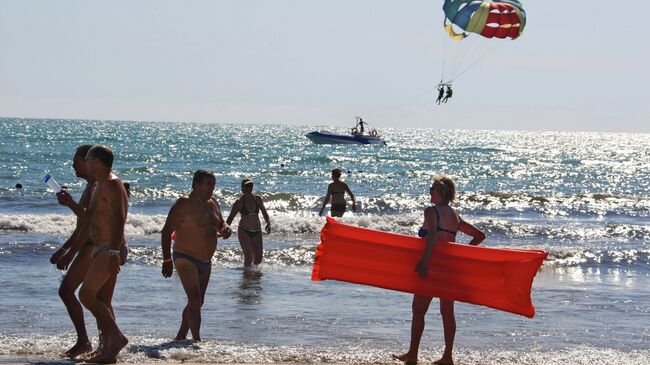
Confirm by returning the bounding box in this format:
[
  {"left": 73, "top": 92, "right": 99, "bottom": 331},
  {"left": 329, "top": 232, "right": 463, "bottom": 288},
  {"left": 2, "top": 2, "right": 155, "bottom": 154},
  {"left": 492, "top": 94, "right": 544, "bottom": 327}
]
[
  {"left": 393, "top": 175, "right": 485, "bottom": 365},
  {"left": 319, "top": 168, "right": 356, "bottom": 217},
  {"left": 226, "top": 178, "right": 271, "bottom": 269}
]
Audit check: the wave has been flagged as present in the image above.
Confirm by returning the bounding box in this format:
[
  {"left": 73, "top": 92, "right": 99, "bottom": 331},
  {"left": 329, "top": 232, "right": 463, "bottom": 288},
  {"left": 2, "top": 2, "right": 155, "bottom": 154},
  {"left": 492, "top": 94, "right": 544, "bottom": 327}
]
[
  {"left": 164, "top": 190, "right": 647, "bottom": 218},
  {"left": 4, "top": 189, "right": 648, "bottom": 219},
  {"left": 117, "top": 245, "right": 650, "bottom": 270},
  {"left": 460, "top": 192, "right": 650, "bottom": 218},
  {"left": 534, "top": 246, "right": 650, "bottom": 269},
  {"left": 122, "top": 244, "right": 317, "bottom": 268},
  {"left": 2, "top": 212, "right": 650, "bottom": 245},
  {"left": 2, "top": 237, "right": 648, "bottom": 271},
  {"left": 0, "top": 213, "right": 168, "bottom": 237},
  {"left": 455, "top": 146, "right": 505, "bottom": 153},
  {"left": 0, "top": 334, "right": 648, "bottom": 364}
]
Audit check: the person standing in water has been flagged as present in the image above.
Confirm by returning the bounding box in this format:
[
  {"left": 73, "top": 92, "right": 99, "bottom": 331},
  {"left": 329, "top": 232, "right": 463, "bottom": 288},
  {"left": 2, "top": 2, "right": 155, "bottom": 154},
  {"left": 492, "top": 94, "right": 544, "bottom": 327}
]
[
  {"left": 319, "top": 168, "right": 356, "bottom": 217},
  {"left": 225, "top": 178, "right": 271, "bottom": 269},
  {"left": 49, "top": 145, "right": 95, "bottom": 359},
  {"left": 393, "top": 175, "right": 485, "bottom": 365},
  {"left": 160, "top": 170, "right": 232, "bottom": 342},
  {"left": 56, "top": 145, "right": 130, "bottom": 363}
]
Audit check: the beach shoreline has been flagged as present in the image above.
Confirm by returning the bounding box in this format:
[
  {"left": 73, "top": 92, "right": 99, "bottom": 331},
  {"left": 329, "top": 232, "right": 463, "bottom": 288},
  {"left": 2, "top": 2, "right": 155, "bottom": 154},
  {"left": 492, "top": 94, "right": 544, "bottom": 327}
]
[{"left": 3, "top": 346, "right": 650, "bottom": 365}]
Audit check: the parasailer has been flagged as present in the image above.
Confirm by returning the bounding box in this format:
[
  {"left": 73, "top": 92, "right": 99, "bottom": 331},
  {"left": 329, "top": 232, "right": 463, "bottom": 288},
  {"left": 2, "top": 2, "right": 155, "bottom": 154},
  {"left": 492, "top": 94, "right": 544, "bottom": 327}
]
[
  {"left": 437, "top": 0, "right": 526, "bottom": 103},
  {"left": 436, "top": 84, "right": 445, "bottom": 104},
  {"left": 442, "top": 84, "right": 453, "bottom": 103}
]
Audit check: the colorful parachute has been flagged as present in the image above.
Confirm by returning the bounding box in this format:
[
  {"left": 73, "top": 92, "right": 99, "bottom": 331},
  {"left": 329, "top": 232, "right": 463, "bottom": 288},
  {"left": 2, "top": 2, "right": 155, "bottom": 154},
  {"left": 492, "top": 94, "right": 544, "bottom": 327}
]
[
  {"left": 443, "top": 0, "right": 526, "bottom": 40},
  {"left": 436, "top": 0, "right": 526, "bottom": 85}
]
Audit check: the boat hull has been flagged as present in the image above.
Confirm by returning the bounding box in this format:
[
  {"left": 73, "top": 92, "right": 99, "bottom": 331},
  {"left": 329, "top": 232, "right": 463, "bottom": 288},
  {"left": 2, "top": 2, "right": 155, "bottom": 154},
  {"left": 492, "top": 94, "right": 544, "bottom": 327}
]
[{"left": 306, "top": 131, "right": 384, "bottom": 145}]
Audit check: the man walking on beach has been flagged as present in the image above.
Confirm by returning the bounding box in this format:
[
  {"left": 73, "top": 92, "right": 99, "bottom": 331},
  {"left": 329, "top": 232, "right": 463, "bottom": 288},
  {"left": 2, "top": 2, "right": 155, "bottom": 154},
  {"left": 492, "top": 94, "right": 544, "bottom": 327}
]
[
  {"left": 161, "top": 170, "right": 232, "bottom": 341},
  {"left": 49, "top": 145, "right": 95, "bottom": 358},
  {"left": 57, "top": 145, "right": 129, "bottom": 363}
]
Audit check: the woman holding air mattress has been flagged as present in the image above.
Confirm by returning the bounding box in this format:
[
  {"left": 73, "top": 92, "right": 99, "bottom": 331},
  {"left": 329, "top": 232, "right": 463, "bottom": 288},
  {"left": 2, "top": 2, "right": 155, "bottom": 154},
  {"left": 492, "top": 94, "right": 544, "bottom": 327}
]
[{"left": 394, "top": 175, "right": 485, "bottom": 365}]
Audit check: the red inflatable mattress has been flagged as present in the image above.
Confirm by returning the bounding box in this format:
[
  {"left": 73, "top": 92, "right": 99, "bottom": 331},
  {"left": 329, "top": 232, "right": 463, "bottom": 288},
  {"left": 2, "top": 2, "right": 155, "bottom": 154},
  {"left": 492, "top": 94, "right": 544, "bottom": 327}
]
[{"left": 312, "top": 217, "right": 547, "bottom": 317}]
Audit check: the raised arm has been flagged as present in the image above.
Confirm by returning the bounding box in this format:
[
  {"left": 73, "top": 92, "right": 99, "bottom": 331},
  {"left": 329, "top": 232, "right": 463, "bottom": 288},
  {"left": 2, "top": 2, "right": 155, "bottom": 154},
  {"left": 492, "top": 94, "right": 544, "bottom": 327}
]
[
  {"left": 56, "top": 182, "right": 94, "bottom": 218},
  {"left": 458, "top": 217, "right": 485, "bottom": 246},
  {"left": 57, "top": 190, "right": 83, "bottom": 217}
]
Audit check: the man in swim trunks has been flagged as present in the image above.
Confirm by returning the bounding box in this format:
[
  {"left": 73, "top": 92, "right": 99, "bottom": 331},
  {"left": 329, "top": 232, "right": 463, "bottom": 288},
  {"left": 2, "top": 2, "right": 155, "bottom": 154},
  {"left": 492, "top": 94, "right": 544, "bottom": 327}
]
[
  {"left": 319, "top": 168, "right": 356, "bottom": 217},
  {"left": 161, "top": 170, "right": 232, "bottom": 341},
  {"left": 225, "top": 178, "right": 272, "bottom": 269},
  {"left": 49, "top": 145, "right": 95, "bottom": 359},
  {"left": 56, "top": 145, "right": 129, "bottom": 363}
]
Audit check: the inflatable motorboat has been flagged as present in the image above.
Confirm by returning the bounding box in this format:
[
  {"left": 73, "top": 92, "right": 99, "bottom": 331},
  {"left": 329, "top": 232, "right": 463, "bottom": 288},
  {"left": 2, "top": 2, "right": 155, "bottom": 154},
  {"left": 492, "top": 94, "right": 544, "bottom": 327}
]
[{"left": 306, "top": 117, "right": 385, "bottom": 145}]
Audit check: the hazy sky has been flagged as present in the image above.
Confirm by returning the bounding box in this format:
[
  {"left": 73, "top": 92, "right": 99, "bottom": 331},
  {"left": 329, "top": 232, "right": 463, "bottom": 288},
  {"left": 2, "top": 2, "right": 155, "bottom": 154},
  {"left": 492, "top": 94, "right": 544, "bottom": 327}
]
[{"left": 1, "top": 1, "right": 648, "bottom": 132}]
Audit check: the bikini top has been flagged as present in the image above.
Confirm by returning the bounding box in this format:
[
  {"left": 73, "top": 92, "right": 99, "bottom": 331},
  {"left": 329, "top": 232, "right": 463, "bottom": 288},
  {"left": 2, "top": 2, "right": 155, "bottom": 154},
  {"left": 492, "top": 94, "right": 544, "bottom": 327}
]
[
  {"left": 331, "top": 190, "right": 345, "bottom": 196},
  {"left": 239, "top": 195, "right": 259, "bottom": 216},
  {"left": 418, "top": 206, "right": 459, "bottom": 238}
]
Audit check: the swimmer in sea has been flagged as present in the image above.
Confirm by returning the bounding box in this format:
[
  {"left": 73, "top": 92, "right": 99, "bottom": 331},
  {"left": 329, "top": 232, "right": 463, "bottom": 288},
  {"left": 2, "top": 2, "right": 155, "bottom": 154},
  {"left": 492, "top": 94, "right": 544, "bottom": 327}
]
[{"left": 319, "top": 168, "right": 356, "bottom": 218}]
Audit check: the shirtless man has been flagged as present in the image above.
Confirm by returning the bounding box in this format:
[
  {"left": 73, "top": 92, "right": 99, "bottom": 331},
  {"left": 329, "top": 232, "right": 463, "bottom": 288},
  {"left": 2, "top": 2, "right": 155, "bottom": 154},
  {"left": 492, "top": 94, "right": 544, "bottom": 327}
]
[
  {"left": 49, "top": 145, "right": 95, "bottom": 359},
  {"left": 161, "top": 170, "right": 232, "bottom": 342},
  {"left": 57, "top": 145, "right": 129, "bottom": 363}
]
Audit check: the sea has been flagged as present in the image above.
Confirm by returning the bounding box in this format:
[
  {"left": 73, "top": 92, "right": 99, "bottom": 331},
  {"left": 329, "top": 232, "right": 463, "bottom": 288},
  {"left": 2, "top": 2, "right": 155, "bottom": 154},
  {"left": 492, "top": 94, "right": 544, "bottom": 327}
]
[{"left": 0, "top": 117, "right": 648, "bottom": 364}]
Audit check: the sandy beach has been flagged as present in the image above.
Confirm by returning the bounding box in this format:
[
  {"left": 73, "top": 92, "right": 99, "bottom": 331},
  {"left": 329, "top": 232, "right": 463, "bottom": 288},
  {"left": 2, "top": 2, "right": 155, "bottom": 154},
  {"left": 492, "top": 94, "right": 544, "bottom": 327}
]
[{"left": 4, "top": 347, "right": 650, "bottom": 365}]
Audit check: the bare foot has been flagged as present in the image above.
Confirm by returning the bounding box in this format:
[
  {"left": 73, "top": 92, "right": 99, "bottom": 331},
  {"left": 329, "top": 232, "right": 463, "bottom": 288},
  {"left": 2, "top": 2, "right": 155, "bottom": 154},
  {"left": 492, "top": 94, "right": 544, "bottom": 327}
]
[
  {"left": 83, "top": 351, "right": 117, "bottom": 364},
  {"left": 80, "top": 345, "right": 104, "bottom": 363},
  {"left": 60, "top": 340, "right": 92, "bottom": 359},
  {"left": 84, "top": 334, "right": 127, "bottom": 364},
  {"left": 433, "top": 358, "right": 454, "bottom": 365},
  {"left": 392, "top": 352, "right": 417, "bottom": 365},
  {"left": 79, "top": 333, "right": 105, "bottom": 361}
]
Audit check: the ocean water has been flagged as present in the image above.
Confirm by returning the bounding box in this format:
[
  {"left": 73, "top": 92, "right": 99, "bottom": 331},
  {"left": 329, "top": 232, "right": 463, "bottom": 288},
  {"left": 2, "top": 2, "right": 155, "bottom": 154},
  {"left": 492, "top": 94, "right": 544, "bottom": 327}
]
[{"left": 0, "top": 117, "right": 648, "bottom": 364}]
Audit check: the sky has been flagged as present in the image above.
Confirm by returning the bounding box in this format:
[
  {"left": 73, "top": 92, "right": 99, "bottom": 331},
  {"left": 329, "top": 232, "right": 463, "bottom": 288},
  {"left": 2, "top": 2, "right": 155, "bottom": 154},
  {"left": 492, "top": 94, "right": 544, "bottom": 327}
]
[{"left": 1, "top": 0, "right": 649, "bottom": 132}]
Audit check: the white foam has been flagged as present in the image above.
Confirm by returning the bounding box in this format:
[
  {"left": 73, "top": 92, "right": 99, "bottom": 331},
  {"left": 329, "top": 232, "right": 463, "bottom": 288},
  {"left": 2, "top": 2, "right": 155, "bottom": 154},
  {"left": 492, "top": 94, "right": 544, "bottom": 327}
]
[
  {"left": 1, "top": 334, "right": 648, "bottom": 364},
  {"left": 0, "top": 211, "right": 424, "bottom": 237},
  {"left": 2, "top": 211, "right": 649, "bottom": 244}
]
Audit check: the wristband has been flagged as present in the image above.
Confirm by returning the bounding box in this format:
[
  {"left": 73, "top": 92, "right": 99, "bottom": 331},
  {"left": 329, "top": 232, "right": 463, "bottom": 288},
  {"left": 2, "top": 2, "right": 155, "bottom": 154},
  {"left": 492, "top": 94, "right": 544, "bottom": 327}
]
[
  {"left": 162, "top": 258, "right": 172, "bottom": 263},
  {"left": 108, "top": 249, "right": 120, "bottom": 257}
]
